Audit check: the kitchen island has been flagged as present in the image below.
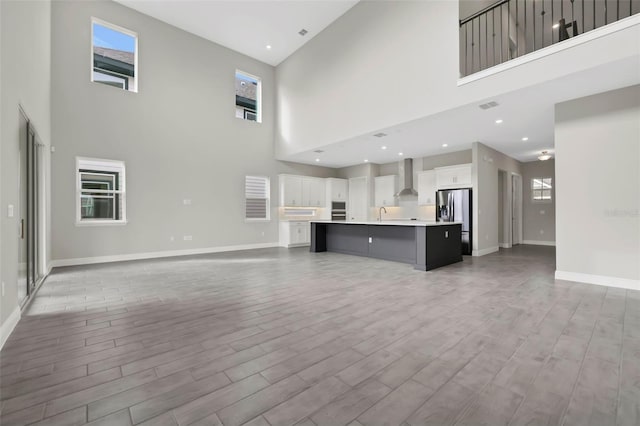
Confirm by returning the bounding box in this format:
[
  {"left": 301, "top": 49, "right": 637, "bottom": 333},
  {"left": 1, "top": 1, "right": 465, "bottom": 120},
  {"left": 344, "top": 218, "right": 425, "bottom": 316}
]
[{"left": 310, "top": 220, "right": 463, "bottom": 271}]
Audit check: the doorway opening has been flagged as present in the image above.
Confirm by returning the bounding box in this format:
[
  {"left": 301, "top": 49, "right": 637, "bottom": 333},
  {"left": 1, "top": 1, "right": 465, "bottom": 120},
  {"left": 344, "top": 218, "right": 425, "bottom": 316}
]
[{"left": 511, "top": 173, "right": 523, "bottom": 246}]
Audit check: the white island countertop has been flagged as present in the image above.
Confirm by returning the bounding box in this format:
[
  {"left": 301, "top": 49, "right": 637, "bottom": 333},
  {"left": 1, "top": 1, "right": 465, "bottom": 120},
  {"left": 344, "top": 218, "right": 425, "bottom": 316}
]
[{"left": 310, "top": 220, "right": 462, "bottom": 227}]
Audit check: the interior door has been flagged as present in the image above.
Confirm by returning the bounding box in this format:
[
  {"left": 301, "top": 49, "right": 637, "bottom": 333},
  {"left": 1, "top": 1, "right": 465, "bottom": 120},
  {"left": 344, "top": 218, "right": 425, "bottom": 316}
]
[
  {"left": 17, "top": 111, "right": 28, "bottom": 304},
  {"left": 512, "top": 174, "right": 522, "bottom": 245}
]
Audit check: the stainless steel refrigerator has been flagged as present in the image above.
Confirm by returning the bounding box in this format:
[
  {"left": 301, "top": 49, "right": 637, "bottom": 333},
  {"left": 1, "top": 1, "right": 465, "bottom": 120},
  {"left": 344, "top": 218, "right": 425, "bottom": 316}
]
[{"left": 436, "top": 188, "right": 472, "bottom": 255}]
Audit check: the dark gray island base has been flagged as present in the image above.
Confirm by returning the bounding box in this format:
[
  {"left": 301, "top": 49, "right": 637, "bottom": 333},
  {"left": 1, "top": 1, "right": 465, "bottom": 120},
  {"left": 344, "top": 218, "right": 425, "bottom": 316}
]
[{"left": 310, "top": 221, "right": 463, "bottom": 271}]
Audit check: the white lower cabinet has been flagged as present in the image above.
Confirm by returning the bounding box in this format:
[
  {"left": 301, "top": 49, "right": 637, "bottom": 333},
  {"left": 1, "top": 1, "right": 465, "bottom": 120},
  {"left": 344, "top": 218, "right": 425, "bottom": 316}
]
[{"left": 279, "top": 221, "right": 310, "bottom": 247}]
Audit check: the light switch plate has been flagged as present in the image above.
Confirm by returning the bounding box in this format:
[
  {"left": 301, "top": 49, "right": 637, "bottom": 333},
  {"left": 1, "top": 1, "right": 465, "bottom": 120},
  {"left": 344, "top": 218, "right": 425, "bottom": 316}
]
[
  {"left": 7, "top": 204, "right": 14, "bottom": 218},
  {"left": 368, "top": 237, "right": 372, "bottom": 243}
]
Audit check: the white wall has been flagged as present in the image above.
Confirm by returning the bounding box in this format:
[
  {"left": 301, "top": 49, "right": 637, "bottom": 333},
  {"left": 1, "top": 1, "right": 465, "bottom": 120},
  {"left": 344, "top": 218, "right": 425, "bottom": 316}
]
[
  {"left": 555, "top": 85, "right": 640, "bottom": 288},
  {"left": 522, "top": 159, "right": 556, "bottom": 244},
  {"left": 50, "top": 0, "right": 334, "bottom": 265},
  {"left": 472, "top": 142, "right": 523, "bottom": 255},
  {"left": 275, "top": 0, "right": 639, "bottom": 159},
  {"left": 1, "top": 0, "right": 52, "bottom": 336}
]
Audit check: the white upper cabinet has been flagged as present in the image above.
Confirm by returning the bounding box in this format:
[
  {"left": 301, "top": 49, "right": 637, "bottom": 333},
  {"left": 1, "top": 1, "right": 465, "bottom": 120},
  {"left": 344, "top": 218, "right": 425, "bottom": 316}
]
[
  {"left": 374, "top": 175, "right": 398, "bottom": 207},
  {"left": 279, "top": 175, "right": 325, "bottom": 207},
  {"left": 326, "top": 178, "right": 348, "bottom": 202},
  {"left": 302, "top": 177, "right": 325, "bottom": 207},
  {"left": 435, "top": 164, "right": 472, "bottom": 189},
  {"left": 280, "top": 175, "right": 302, "bottom": 206},
  {"left": 417, "top": 170, "right": 437, "bottom": 205}
]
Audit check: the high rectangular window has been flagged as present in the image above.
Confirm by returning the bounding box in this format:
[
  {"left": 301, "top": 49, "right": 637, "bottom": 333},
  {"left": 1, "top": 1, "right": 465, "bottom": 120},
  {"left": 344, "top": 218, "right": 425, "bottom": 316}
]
[
  {"left": 77, "top": 157, "right": 126, "bottom": 225},
  {"left": 235, "top": 71, "right": 261, "bottom": 122},
  {"left": 92, "top": 18, "right": 138, "bottom": 92},
  {"left": 245, "top": 176, "right": 270, "bottom": 221},
  {"left": 532, "top": 177, "right": 552, "bottom": 202}
]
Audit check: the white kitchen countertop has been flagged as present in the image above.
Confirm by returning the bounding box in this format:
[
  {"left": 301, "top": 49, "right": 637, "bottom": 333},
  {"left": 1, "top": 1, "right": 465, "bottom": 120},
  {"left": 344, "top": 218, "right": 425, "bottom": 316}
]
[{"left": 310, "top": 220, "right": 462, "bottom": 227}]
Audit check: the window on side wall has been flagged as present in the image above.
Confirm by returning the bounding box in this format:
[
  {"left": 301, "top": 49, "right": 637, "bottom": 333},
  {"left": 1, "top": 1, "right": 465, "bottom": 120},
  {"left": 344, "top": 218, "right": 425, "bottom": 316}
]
[
  {"left": 532, "top": 177, "right": 552, "bottom": 202},
  {"left": 245, "top": 176, "right": 270, "bottom": 221},
  {"left": 92, "top": 18, "right": 138, "bottom": 92},
  {"left": 76, "top": 157, "right": 126, "bottom": 225},
  {"left": 235, "top": 70, "right": 261, "bottom": 123}
]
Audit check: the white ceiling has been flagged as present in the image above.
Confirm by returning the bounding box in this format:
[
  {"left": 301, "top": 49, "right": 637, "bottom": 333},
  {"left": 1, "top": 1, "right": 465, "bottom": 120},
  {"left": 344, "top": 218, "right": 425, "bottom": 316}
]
[
  {"left": 114, "top": 0, "right": 359, "bottom": 66},
  {"left": 287, "top": 55, "right": 640, "bottom": 168}
]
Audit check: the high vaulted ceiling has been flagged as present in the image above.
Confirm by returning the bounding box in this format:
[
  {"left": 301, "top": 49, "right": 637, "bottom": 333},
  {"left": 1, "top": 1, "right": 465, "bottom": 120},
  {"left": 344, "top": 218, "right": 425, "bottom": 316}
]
[{"left": 114, "top": 0, "right": 359, "bottom": 66}]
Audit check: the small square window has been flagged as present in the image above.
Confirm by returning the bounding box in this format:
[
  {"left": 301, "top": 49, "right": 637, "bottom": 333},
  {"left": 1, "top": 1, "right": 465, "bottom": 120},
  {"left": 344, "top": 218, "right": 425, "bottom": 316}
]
[
  {"left": 532, "top": 177, "right": 552, "bottom": 202},
  {"left": 236, "top": 70, "right": 261, "bottom": 123},
  {"left": 92, "top": 19, "right": 137, "bottom": 92},
  {"left": 77, "top": 157, "right": 126, "bottom": 225}
]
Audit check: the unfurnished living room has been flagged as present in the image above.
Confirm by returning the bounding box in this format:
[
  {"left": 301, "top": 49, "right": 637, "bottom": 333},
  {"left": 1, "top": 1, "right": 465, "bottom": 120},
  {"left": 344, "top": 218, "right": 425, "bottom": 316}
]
[{"left": 1, "top": 0, "right": 639, "bottom": 425}]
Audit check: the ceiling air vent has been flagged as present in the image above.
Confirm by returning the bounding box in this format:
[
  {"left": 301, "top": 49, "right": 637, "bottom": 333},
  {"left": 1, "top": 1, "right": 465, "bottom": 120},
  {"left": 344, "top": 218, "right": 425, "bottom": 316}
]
[
  {"left": 313, "top": 150, "right": 324, "bottom": 153},
  {"left": 298, "top": 29, "right": 308, "bottom": 36},
  {"left": 479, "top": 101, "right": 499, "bottom": 110},
  {"left": 373, "top": 132, "right": 387, "bottom": 138}
]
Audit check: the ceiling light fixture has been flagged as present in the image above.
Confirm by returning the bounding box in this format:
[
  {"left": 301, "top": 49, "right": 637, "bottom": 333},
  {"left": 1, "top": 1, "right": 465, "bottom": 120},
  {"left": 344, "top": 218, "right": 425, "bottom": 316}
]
[
  {"left": 398, "top": 152, "right": 403, "bottom": 156},
  {"left": 266, "top": 45, "right": 272, "bottom": 50},
  {"left": 495, "top": 119, "right": 503, "bottom": 124},
  {"left": 381, "top": 146, "right": 387, "bottom": 150},
  {"left": 538, "top": 151, "right": 552, "bottom": 161},
  {"left": 522, "top": 137, "right": 529, "bottom": 141},
  {"left": 315, "top": 158, "right": 320, "bottom": 162},
  {"left": 442, "top": 143, "right": 448, "bottom": 147},
  {"left": 364, "top": 159, "right": 369, "bottom": 163}
]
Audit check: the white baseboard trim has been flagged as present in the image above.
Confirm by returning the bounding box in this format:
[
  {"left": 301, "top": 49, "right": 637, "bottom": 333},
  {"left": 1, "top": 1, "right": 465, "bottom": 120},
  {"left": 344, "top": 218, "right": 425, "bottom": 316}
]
[
  {"left": 1, "top": 306, "right": 21, "bottom": 351},
  {"left": 472, "top": 246, "right": 499, "bottom": 256},
  {"left": 555, "top": 271, "right": 640, "bottom": 291},
  {"left": 50, "top": 242, "right": 280, "bottom": 268},
  {"left": 499, "top": 243, "right": 512, "bottom": 249},
  {"left": 523, "top": 240, "right": 556, "bottom": 246}
]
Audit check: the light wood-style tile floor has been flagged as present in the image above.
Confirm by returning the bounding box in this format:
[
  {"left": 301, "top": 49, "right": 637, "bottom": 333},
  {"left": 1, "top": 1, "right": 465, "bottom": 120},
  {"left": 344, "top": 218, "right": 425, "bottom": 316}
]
[{"left": 1, "top": 245, "right": 639, "bottom": 425}]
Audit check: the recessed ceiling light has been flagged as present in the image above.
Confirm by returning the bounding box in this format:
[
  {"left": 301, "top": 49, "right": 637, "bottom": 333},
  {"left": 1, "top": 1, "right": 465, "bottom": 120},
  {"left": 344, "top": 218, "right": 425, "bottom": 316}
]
[
  {"left": 398, "top": 152, "right": 403, "bottom": 156},
  {"left": 552, "top": 23, "right": 560, "bottom": 29},
  {"left": 266, "top": 45, "right": 272, "bottom": 50},
  {"left": 364, "top": 159, "right": 369, "bottom": 163},
  {"left": 522, "top": 137, "right": 529, "bottom": 141},
  {"left": 442, "top": 143, "right": 448, "bottom": 147},
  {"left": 495, "top": 119, "right": 503, "bottom": 124},
  {"left": 381, "top": 146, "right": 387, "bottom": 150},
  {"left": 315, "top": 158, "right": 320, "bottom": 162}
]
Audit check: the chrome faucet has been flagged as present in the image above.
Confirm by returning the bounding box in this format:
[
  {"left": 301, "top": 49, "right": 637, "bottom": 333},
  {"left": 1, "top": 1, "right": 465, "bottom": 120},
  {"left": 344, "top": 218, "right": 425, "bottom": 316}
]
[{"left": 378, "top": 206, "right": 387, "bottom": 222}]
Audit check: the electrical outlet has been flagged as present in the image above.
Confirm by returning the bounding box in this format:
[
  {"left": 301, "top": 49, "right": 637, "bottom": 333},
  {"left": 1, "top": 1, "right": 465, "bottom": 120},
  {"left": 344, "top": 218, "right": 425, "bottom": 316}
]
[
  {"left": 540, "top": 229, "right": 544, "bottom": 235},
  {"left": 540, "top": 210, "right": 545, "bottom": 215},
  {"left": 183, "top": 199, "right": 192, "bottom": 205},
  {"left": 7, "top": 204, "right": 14, "bottom": 218},
  {"left": 169, "top": 236, "right": 174, "bottom": 242},
  {"left": 1, "top": 282, "right": 5, "bottom": 297},
  {"left": 183, "top": 235, "right": 193, "bottom": 241},
  {"left": 368, "top": 237, "right": 372, "bottom": 243},
  {"left": 261, "top": 231, "right": 265, "bottom": 237}
]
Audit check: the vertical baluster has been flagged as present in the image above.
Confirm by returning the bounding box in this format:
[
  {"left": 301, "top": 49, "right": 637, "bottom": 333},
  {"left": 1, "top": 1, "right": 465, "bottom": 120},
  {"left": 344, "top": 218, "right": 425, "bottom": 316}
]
[
  {"left": 552, "top": 0, "right": 555, "bottom": 44},
  {"left": 524, "top": 0, "right": 527, "bottom": 53},
  {"left": 617, "top": 0, "right": 620, "bottom": 20},
  {"left": 542, "top": 0, "right": 545, "bottom": 48},
  {"left": 500, "top": 4, "right": 504, "bottom": 63},
  {"left": 582, "top": 0, "right": 585, "bottom": 35},
  {"left": 516, "top": 0, "right": 519, "bottom": 56},
  {"left": 631, "top": 0, "right": 633, "bottom": 18},
  {"left": 508, "top": 0, "right": 511, "bottom": 59},
  {"left": 485, "top": 13, "right": 488, "bottom": 70},
  {"left": 593, "top": 0, "right": 596, "bottom": 30},
  {"left": 605, "top": 0, "right": 607, "bottom": 24},
  {"left": 493, "top": 9, "right": 496, "bottom": 66},
  {"left": 465, "top": 23, "right": 468, "bottom": 76},
  {"left": 571, "top": 0, "right": 575, "bottom": 28},
  {"left": 472, "top": 18, "right": 475, "bottom": 73},
  {"left": 533, "top": 0, "right": 536, "bottom": 51}
]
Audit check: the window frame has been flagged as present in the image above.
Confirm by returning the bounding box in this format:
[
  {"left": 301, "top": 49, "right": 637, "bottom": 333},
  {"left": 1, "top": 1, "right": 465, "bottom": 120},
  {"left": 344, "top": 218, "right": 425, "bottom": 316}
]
[
  {"left": 235, "top": 70, "right": 262, "bottom": 123},
  {"left": 245, "top": 175, "right": 270, "bottom": 222},
  {"left": 91, "top": 17, "right": 139, "bottom": 93},
  {"left": 76, "top": 157, "right": 127, "bottom": 226},
  {"left": 531, "top": 177, "right": 553, "bottom": 203}
]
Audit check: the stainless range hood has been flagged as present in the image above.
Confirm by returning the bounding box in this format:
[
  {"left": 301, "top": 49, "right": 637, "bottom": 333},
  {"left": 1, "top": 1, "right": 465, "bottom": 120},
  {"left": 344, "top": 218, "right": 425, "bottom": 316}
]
[{"left": 394, "top": 158, "right": 418, "bottom": 197}]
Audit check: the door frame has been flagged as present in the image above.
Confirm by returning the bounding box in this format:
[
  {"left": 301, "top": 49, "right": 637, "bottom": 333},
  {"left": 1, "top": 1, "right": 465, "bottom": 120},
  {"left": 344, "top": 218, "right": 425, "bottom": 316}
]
[{"left": 511, "top": 172, "right": 523, "bottom": 246}]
